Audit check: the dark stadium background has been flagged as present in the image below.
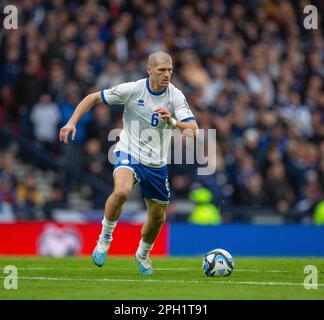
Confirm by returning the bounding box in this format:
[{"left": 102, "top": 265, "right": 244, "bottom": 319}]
[{"left": 1, "top": 0, "right": 324, "bottom": 257}]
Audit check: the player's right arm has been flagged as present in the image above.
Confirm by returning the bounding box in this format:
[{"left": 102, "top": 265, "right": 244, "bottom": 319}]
[{"left": 59, "top": 91, "right": 103, "bottom": 144}]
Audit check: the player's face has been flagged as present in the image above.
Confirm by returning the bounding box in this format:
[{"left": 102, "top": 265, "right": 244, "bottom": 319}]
[{"left": 148, "top": 60, "right": 173, "bottom": 89}]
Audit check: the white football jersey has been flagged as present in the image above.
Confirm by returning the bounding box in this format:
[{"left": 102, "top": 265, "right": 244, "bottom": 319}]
[{"left": 100, "top": 78, "right": 195, "bottom": 167}]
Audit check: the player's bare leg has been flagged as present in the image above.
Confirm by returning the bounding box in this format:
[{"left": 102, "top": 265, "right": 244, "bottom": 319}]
[
  {"left": 141, "top": 199, "right": 167, "bottom": 243},
  {"left": 104, "top": 168, "right": 135, "bottom": 221},
  {"left": 135, "top": 199, "right": 168, "bottom": 274},
  {"left": 92, "top": 168, "right": 135, "bottom": 267}
]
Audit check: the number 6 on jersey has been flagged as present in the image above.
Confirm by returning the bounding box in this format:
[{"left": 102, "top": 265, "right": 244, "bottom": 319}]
[{"left": 151, "top": 112, "right": 159, "bottom": 127}]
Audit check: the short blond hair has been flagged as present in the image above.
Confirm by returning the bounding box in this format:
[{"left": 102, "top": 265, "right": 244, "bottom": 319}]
[{"left": 147, "top": 51, "right": 172, "bottom": 68}]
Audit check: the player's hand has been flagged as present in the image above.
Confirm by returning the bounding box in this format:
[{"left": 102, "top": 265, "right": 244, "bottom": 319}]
[
  {"left": 154, "top": 106, "right": 172, "bottom": 124},
  {"left": 59, "top": 123, "right": 77, "bottom": 144}
]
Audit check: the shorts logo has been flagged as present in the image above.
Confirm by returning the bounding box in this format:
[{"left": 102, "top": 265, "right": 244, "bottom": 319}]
[
  {"left": 165, "top": 179, "right": 170, "bottom": 198},
  {"left": 137, "top": 99, "right": 144, "bottom": 106},
  {"left": 121, "top": 159, "right": 130, "bottom": 165}
]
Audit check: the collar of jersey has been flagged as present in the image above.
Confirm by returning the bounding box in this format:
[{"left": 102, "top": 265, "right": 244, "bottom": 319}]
[{"left": 146, "top": 78, "right": 167, "bottom": 96}]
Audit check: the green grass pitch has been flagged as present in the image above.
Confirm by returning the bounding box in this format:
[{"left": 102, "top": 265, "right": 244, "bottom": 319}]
[{"left": 0, "top": 256, "right": 323, "bottom": 300}]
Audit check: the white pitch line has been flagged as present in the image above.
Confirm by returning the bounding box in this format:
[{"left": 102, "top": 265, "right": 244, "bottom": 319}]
[
  {"left": 0, "top": 275, "right": 323, "bottom": 287},
  {"left": 234, "top": 269, "right": 294, "bottom": 273},
  {"left": 158, "top": 268, "right": 311, "bottom": 273},
  {"left": 13, "top": 267, "right": 195, "bottom": 271},
  {"left": 14, "top": 267, "right": 322, "bottom": 273},
  {"left": 16, "top": 267, "right": 118, "bottom": 270}
]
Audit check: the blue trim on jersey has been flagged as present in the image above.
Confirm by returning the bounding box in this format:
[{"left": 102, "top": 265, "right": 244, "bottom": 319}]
[
  {"left": 180, "top": 116, "right": 196, "bottom": 122},
  {"left": 100, "top": 90, "right": 109, "bottom": 105},
  {"left": 146, "top": 78, "right": 167, "bottom": 96}
]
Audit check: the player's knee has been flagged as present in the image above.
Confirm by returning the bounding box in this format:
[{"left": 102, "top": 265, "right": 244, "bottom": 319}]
[
  {"left": 113, "top": 188, "right": 131, "bottom": 203},
  {"left": 152, "top": 211, "right": 166, "bottom": 225}
]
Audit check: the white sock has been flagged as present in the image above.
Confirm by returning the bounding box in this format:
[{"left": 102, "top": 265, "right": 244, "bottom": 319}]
[
  {"left": 99, "top": 217, "right": 117, "bottom": 244},
  {"left": 136, "top": 239, "right": 154, "bottom": 260}
]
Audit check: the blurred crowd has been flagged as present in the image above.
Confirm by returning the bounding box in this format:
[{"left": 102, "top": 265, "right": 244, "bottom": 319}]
[{"left": 1, "top": 0, "right": 324, "bottom": 223}]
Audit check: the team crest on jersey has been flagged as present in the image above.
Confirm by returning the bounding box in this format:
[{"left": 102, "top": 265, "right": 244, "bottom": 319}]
[{"left": 107, "top": 86, "right": 118, "bottom": 95}]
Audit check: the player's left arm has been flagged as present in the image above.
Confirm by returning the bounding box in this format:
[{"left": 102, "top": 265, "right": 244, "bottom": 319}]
[{"left": 155, "top": 106, "right": 198, "bottom": 137}]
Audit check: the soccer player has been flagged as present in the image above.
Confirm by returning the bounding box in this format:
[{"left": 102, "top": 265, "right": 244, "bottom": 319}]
[{"left": 59, "top": 51, "right": 198, "bottom": 274}]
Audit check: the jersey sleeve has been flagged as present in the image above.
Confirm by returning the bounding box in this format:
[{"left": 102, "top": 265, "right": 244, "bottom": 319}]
[
  {"left": 173, "top": 91, "right": 196, "bottom": 122},
  {"left": 100, "top": 82, "right": 135, "bottom": 105}
]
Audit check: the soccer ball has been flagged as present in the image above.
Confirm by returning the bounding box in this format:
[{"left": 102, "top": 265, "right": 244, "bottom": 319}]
[{"left": 202, "top": 248, "right": 234, "bottom": 277}]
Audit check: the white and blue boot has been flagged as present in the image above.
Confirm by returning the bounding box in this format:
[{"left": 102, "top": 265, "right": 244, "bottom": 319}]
[
  {"left": 136, "top": 254, "right": 153, "bottom": 275},
  {"left": 92, "top": 240, "right": 110, "bottom": 267}
]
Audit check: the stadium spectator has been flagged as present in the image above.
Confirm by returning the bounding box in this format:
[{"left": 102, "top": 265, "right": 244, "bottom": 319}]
[
  {"left": 86, "top": 103, "right": 114, "bottom": 155},
  {"left": 81, "top": 138, "right": 112, "bottom": 182},
  {"left": 0, "top": 172, "right": 18, "bottom": 221},
  {"left": 14, "top": 53, "right": 44, "bottom": 110},
  {"left": 264, "top": 162, "right": 295, "bottom": 214},
  {"left": 46, "top": 62, "right": 66, "bottom": 104},
  {"left": 294, "top": 172, "right": 322, "bottom": 222},
  {"left": 60, "top": 86, "right": 92, "bottom": 169},
  {"left": 194, "top": 146, "right": 234, "bottom": 208},
  {"left": 95, "top": 62, "right": 126, "bottom": 90},
  {"left": 171, "top": 173, "right": 191, "bottom": 200},
  {"left": 16, "top": 174, "right": 45, "bottom": 220},
  {"left": 0, "top": 47, "right": 21, "bottom": 86},
  {"left": 313, "top": 200, "right": 324, "bottom": 225},
  {"left": 30, "top": 93, "right": 61, "bottom": 152},
  {"left": 42, "top": 182, "right": 65, "bottom": 220},
  {"left": 237, "top": 173, "right": 266, "bottom": 209},
  {"left": 0, "top": 152, "right": 18, "bottom": 189},
  {"left": 188, "top": 187, "right": 221, "bottom": 225},
  {"left": 0, "top": 85, "right": 20, "bottom": 135}
]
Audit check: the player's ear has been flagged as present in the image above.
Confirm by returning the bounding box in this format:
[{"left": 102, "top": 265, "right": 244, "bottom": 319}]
[{"left": 147, "top": 65, "right": 152, "bottom": 76}]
